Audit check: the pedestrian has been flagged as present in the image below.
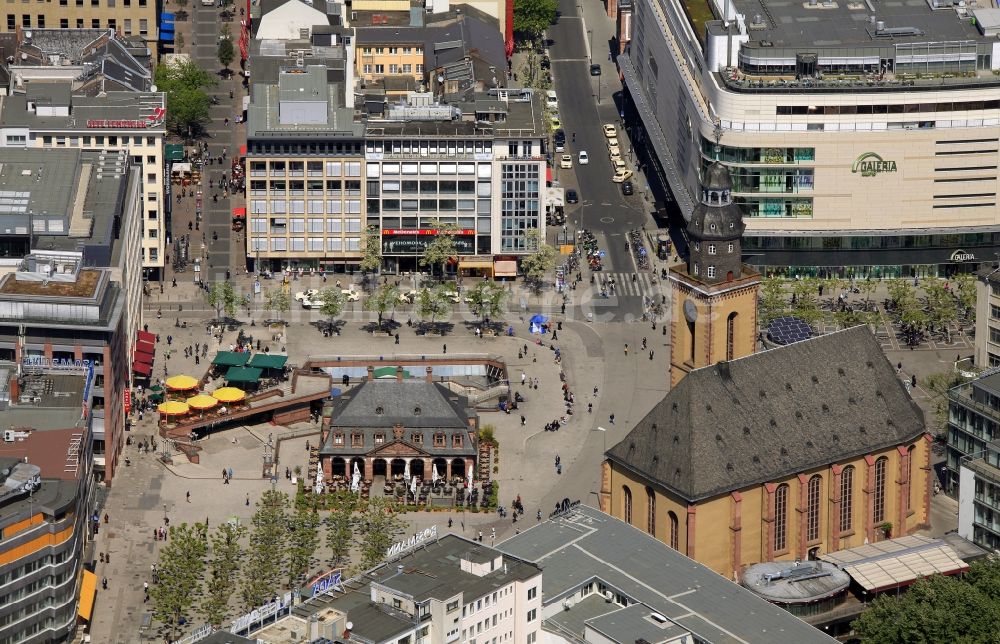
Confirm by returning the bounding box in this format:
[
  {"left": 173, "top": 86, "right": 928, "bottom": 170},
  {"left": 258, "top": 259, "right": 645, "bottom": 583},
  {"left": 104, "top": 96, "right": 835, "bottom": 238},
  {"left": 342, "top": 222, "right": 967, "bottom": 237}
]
[
  {"left": 186, "top": 491, "right": 191, "bottom": 503},
  {"left": 624, "top": 344, "right": 628, "bottom": 355},
  {"left": 99, "top": 552, "right": 105, "bottom": 563},
  {"left": 593, "top": 386, "right": 599, "bottom": 396},
  {"left": 897, "top": 361, "right": 902, "bottom": 373},
  {"left": 641, "top": 337, "right": 647, "bottom": 350},
  {"left": 246, "top": 494, "right": 250, "bottom": 506},
  {"left": 520, "top": 415, "right": 526, "bottom": 427},
  {"left": 101, "top": 578, "right": 108, "bottom": 590},
  {"left": 443, "top": 343, "right": 447, "bottom": 354},
  {"left": 478, "top": 530, "right": 483, "bottom": 542},
  {"left": 649, "top": 350, "right": 654, "bottom": 360},
  {"left": 911, "top": 374, "right": 917, "bottom": 388},
  {"left": 588, "top": 402, "right": 593, "bottom": 413},
  {"left": 395, "top": 333, "right": 400, "bottom": 344},
  {"left": 610, "top": 413, "right": 616, "bottom": 424},
  {"left": 521, "top": 373, "right": 527, "bottom": 385}
]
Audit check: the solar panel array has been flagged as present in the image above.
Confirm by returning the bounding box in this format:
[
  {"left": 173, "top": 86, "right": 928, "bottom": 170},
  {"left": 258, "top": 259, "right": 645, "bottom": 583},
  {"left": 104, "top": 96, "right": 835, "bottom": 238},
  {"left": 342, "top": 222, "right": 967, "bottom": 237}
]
[{"left": 767, "top": 316, "right": 812, "bottom": 346}]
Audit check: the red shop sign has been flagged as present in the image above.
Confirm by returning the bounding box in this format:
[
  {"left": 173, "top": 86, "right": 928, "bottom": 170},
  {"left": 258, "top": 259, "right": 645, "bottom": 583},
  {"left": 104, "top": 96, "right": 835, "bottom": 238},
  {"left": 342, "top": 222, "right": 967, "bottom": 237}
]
[{"left": 382, "top": 229, "right": 475, "bottom": 236}]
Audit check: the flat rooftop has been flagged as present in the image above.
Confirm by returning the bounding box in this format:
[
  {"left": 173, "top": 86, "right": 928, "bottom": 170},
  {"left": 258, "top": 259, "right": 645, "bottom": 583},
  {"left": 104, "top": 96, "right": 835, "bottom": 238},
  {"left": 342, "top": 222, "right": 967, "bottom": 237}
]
[
  {"left": 497, "top": 504, "right": 836, "bottom": 644},
  {"left": 0, "top": 269, "right": 101, "bottom": 299},
  {"left": 724, "top": 0, "right": 983, "bottom": 50}
]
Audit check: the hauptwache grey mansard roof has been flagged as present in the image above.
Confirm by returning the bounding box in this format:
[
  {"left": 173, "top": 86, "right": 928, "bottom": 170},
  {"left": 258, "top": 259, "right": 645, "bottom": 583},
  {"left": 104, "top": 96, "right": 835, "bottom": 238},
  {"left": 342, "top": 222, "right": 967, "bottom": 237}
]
[
  {"left": 606, "top": 326, "right": 926, "bottom": 502},
  {"left": 327, "top": 379, "right": 472, "bottom": 429}
]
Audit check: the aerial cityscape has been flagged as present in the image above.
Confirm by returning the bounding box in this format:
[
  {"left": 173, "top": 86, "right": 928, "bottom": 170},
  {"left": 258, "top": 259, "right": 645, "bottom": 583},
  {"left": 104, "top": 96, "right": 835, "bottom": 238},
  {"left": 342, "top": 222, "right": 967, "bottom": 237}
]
[{"left": 2, "top": 0, "right": 1000, "bottom": 640}]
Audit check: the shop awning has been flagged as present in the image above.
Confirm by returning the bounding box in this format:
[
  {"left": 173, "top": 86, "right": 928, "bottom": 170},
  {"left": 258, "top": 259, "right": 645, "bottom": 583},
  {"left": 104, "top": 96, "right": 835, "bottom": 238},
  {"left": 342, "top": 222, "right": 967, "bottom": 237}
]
[
  {"left": 212, "top": 351, "right": 249, "bottom": 367},
  {"left": 78, "top": 570, "right": 97, "bottom": 621},
  {"left": 373, "top": 366, "right": 410, "bottom": 379},
  {"left": 226, "top": 366, "right": 263, "bottom": 383},
  {"left": 133, "top": 350, "right": 153, "bottom": 366},
  {"left": 159, "top": 30, "right": 174, "bottom": 42},
  {"left": 494, "top": 260, "right": 517, "bottom": 277},
  {"left": 458, "top": 259, "right": 494, "bottom": 269},
  {"left": 546, "top": 167, "right": 553, "bottom": 184},
  {"left": 232, "top": 207, "right": 246, "bottom": 218},
  {"left": 133, "top": 361, "right": 152, "bottom": 376},
  {"left": 136, "top": 340, "right": 155, "bottom": 355},
  {"left": 820, "top": 535, "right": 968, "bottom": 593},
  {"left": 239, "top": 144, "right": 247, "bottom": 156},
  {"left": 137, "top": 330, "right": 156, "bottom": 344},
  {"left": 247, "top": 354, "right": 287, "bottom": 370}
]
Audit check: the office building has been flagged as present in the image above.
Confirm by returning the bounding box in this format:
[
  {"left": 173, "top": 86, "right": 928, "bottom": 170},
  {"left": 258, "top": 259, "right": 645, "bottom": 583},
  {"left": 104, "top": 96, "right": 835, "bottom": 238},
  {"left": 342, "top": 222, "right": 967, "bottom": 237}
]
[
  {"left": 601, "top": 325, "right": 931, "bottom": 577},
  {"left": 250, "top": 533, "right": 543, "bottom": 643},
  {"left": 0, "top": 364, "right": 97, "bottom": 644},
  {"left": 0, "top": 148, "right": 143, "bottom": 483},
  {"left": 619, "top": 0, "right": 1000, "bottom": 277},
  {"left": 365, "top": 88, "right": 547, "bottom": 275},
  {"left": 496, "top": 503, "right": 835, "bottom": 643},
  {"left": 945, "top": 368, "right": 1000, "bottom": 550},
  {"left": 975, "top": 266, "right": 1000, "bottom": 367},
  {"left": 0, "top": 80, "right": 167, "bottom": 278},
  {"left": 0, "top": 0, "right": 157, "bottom": 56}
]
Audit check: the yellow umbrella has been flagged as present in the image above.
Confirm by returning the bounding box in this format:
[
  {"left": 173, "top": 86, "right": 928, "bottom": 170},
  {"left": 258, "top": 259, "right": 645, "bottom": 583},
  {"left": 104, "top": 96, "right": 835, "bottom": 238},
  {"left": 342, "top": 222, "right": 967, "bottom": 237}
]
[
  {"left": 212, "top": 387, "right": 246, "bottom": 403},
  {"left": 186, "top": 394, "right": 218, "bottom": 410},
  {"left": 157, "top": 401, "right": 190, "bottom": 415},
  {"left": 165, "top": 375, "right": 199, "bottom": 390}
]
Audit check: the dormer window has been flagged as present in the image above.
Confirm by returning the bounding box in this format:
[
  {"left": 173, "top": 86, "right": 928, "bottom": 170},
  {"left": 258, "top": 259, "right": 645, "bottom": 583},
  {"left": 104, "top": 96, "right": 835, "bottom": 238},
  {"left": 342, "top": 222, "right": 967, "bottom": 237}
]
[{"left": 710, "top": 223, "right": 717, "bottom": 230}]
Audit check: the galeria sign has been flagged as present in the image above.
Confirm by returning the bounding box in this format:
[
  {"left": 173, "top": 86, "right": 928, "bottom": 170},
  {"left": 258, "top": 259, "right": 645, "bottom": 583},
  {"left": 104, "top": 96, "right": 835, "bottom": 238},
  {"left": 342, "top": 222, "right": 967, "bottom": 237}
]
[
  {"left": 386, "top": 525, "right": 438, "bottom": 558},
  {"left": 851, "top": 152, "right": 897, "bottom": 177}
]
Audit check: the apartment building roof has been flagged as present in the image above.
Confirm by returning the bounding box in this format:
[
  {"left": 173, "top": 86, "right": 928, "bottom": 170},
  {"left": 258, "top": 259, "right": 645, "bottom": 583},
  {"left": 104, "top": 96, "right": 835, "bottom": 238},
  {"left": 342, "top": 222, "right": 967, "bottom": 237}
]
[
  {"left": 247, "top": 64, "right": 363, "bottom": 138},
  {"left": 363, "top": 89, "right": 546, "bottom": 138},
  {"left": 498, "top": 504, "right": 836, "bottom": 644},
  {"left": 0, "top": 87, "right": 166, "bottom": 132}
]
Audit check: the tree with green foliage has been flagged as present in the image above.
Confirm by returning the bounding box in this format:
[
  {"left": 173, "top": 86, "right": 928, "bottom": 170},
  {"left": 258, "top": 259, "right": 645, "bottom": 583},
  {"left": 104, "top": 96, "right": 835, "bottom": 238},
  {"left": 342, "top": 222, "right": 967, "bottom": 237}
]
[
  {"left": 924, "top": 279, "right": 958, "bottom": 341},
  {"left": 201, "top": 522, "right": 246, "bottom": 627},
  {"left": 789, "top": 277, "right": 822, "bottom": 325},
  {"left": 419, "top": 221, "right": 459, "bottom": 279},
  {"left": 263, "top": 287, "right": 291, "bottom": 323},
  {"left": 513, "top": 0, "right": 557, "bottom": 40},
  {"left": 287, "top": 505, "right": 321, "bottom": 588},
  {"left": 416, "top": 285, "right": 453, "bottom": 324},
  {"left": 217, "top": 39, "right": 235, "bottom": 70},
  {"left": 359, "top": 225, "right": 383, "bottom": 275},
  {"left": 757, "top": 277, "right": 789, "bottom": 326},
  {"left": 364, "top": 283, "right": 399, "bottom": 332},
  {"left": 852, "top": 568, "right": 1000, "bottom": 643},
  {"left": 318, "top": 287, "right": 345, "bottom": 328},
  {"left": 465, "top": 281, "right": 510, "bottom": 326},
  {"left": 357, "top": 498, "right": 405, "bottom": 570},
  {"left": 858, "top": 278, "right": 878, "bottom": 308},
  {"left": 887, "top": 279, "right": 916, "bottom": 309},
  {"left": 325, "top": 502, "right": 354, "bottom": 567},
  {"left": 833, "top": 308, "right": 874, "bottom": 330},
  {"left": 955, "top": 274, "right": 977, "bottom": 321},
  {"left": 924, "top": 370, "right": 973, "bottom": 436},
  {"left": 206, "top": 281, "right": 239, "bottom": 320},
  {"left": 154, "top": 60, "right": 216, "bottom": 137},
  {"left": 520, "top": 229, "right": 557, "bottom": 292},
  {"left": 151, "top": 522, "right": 208, "bottom": 636},
  {"left": 241, "top": 490, "right": 288, "bottom": 608}
]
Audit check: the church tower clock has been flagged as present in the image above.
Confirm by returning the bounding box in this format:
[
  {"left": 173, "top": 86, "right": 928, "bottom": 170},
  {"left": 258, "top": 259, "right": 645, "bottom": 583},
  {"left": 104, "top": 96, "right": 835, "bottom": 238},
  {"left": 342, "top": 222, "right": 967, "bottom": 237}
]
[{"left": 668, "top": 162, "right": 761, "bottom": 387}]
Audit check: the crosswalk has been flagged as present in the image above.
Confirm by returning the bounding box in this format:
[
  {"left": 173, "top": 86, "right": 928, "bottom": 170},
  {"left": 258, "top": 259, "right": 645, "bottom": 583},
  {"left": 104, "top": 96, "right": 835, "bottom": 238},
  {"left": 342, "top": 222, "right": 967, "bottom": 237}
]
[{"left": 593, "top": 271, "right": 661, "bottom": 298}]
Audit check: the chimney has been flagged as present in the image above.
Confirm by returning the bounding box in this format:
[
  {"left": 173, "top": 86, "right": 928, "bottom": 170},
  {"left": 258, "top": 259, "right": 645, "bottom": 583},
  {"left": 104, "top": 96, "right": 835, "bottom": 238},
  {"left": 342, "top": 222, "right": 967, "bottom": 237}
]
[
  {"left": 425, "top": 366, "right": 434, "bottom": 383},
  {"left": 396, "top": 366, "right": 404, "bottom": 382},
  {"left": 367, "top": 365, "right": 375, "bottom": 382}
]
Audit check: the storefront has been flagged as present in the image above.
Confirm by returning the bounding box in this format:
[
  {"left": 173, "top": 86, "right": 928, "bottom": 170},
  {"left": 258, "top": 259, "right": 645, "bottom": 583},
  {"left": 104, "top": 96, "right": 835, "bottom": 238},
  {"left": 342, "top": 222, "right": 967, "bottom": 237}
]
[{"left": 380, "top": 228, "right": 477, "bottom": 273}]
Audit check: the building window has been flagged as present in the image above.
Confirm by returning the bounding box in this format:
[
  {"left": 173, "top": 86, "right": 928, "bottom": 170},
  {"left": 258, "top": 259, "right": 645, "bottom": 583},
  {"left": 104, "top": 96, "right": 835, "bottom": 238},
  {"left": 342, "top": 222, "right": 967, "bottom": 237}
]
[
  {"left": 707, "top": 265, "right": 716, "bottom": 279},
  {"left": 527, "top": 609, "right": 536, "bottom": 622},
  {"left": 452, "top": 434, "right": 463, "bottom": 448},
  {"left": 139, "top": 18, "right": 147, "bottom": 35},
  {"left": 668, "top": 511, "right": 679, "bottom": 550},
  {"left": 708, "top": 244, "right": 716, "bottom": 255},
  {"left": 333, "top": 433, "right": 344, "bottom": 445},
  {"left": 645, "top": 487, "right": 655, "bottom": 535},
  {"left": 434, "top": 433, "right": 445, "bottom": 447},
  {"left": 410, "top": 433, "right": 422, "bottom": 445},
  {"left": 374, "top": 433, "right": 385, "bottom": 445},
  {"left": 726, "top": 312, "right": 737, "bottom": 361},
  {"left": 728, "top": 243, "right": 734, "bottom": 253},
  {"left": 774, "top": 484, "right": 789, "bottom": 552},
  {"left": 873, "top": 457, "right": 888, "bottom": 524},
  {"left": 92, "top": 18, "right": 100, "bottom": 28},
  {"left": 37, "top": 14, "right": 43, "bottom": 27},
  {"left": 60, "top": 17, "right": 68, "bottom": 27},
  {"left": 22, "top": 14, "right": 30, "bottom": 27},
  {"left": 622, "top": 485, "right": 632, "bottom": 525},
  {"left": 806, "top": 475, "right": 821, "bottom": 542},
  {"left": 527, "top": 587, "right": 536, "bottom": 600},
  {"left": 907, "top": 445, "right": 916, "bottom": 511},
  {"left": 351, "top": 433, "right": 363, "bottom": 447},
  {"left": 840, "top": 466, "right": 854, "bottom": 532}
]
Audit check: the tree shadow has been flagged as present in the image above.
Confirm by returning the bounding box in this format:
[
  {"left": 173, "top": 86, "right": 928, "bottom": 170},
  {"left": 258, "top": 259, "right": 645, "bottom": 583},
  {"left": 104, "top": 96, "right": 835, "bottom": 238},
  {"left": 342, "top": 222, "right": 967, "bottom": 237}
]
[
  {"left": 312, "top": 320, "right": 347, "bottom": 336},
  {"left": 360, "top": 319, "right": 402, "bottom": 334},
  {"left": 460, "top": 319, "right": 507, "bottom": 335},
  {"left": 414, "top": 321, "right": 455, "bottom": 336}
]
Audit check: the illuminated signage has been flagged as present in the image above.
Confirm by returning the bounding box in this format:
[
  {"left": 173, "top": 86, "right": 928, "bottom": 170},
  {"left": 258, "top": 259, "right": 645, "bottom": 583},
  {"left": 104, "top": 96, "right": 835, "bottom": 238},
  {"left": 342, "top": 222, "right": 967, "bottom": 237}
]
[
  {"left": 229, "top": 591, "right": 293, "bottom": 634},
  {"left": 87, "top": 107, "right": 166, "bottom": 129},
  {"left": 851, "top": 152, "right": 897, "bottom": 177},
  {"left": 951, "top": 249, "right": 976, "bottom": 262},
  {"left": 386, "top": 525, "right": 438, "bottom": 559},
  {"left": 307, "top": 569, "right": 345, "bottom": 598},
  {"left": 22, "top": 357, "right": 93, "bottom": 369}
]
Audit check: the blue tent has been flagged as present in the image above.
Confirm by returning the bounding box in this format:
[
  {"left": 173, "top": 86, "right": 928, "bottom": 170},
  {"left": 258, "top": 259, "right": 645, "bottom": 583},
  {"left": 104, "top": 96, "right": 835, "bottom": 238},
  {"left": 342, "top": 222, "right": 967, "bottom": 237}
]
[{"left": 529, "top": 314, "right": 548, "bottom": 334}]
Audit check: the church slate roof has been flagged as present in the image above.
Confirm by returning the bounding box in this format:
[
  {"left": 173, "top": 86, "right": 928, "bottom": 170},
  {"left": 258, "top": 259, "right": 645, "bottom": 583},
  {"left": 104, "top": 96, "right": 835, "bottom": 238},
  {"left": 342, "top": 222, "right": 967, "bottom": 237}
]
[
  {"left": 328, "top": 379, "right": 471, "bottom": 429},
  {"left": 606, "top": 326, "right": 926, "bottom": 502}
]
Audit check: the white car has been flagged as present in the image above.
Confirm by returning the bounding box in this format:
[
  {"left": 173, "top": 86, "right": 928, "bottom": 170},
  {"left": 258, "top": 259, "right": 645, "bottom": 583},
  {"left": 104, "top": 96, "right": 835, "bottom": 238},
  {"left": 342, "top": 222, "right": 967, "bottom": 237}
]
[
  {"left": 611, "top": 157, "right": 627, "bottom": 170},
  {"left": 441, "top": 290, "right": 461, "bottom": 303},
  {"left": 342, "top": 289, "right": 361, "bottom": 302},
  {"left": 398, "top": 290, "right": 418, "bottom": 304},
  {"left": 603, "top": 124, "right": 617, "bottom": 138},
  {"left": 545, "top": 89, "right": 558, "bottom": 109},
  {"left": 608, "top": 137, "right": 620, "bottom": 151},
  {"left": 560, "top": 154, "right": 573, "bottom": 169},
  {"left": 579, "top": 151, "right": 589, "bottom": 165},
  {"left": 300, "top": 297, "right": 323, "bottom": 310},
  {"left": 612, "top": 169, "right": 634, "bottom": 183},
  {"left": 609, "top": 147, "right": 622, "bottom": 160},
  {"left": 294, "top": 289, "right": 319, "bottom": 302}
]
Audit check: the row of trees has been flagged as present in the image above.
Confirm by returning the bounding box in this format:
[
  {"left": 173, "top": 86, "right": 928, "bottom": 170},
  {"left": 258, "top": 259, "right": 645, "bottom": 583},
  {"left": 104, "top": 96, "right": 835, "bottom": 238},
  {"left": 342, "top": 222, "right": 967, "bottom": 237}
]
[
  {"left": 152, "top": 492, "right": 404, "bottom": 635},
  {"left": 758, "top": 276, "right": 976, "bottom": 334}
]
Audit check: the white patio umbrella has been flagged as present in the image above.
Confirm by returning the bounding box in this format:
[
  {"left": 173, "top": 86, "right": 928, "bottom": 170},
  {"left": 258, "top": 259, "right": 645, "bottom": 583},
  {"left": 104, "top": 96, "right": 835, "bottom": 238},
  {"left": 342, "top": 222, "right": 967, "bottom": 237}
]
[
  {"left": 432, "top": 464, "right": 440, "bottom": 485},
  {"left": 351, "top": 461, "right": 361, "bottom": 493}
]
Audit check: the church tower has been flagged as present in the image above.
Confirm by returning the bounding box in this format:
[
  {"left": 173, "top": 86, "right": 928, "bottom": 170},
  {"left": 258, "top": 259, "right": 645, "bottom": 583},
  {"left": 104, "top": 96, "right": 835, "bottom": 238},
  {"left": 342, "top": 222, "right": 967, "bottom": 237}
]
[{"left": 669, "top": 162, "right": 761, "bottom": 387}]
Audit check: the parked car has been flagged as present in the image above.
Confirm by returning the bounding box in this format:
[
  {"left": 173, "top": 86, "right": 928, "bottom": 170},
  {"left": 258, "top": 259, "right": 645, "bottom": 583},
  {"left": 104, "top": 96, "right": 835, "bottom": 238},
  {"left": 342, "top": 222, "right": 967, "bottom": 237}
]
[
  {"left": 579, "top": 150, "right": 589, "bottom": 165},
  {"left": 613, "top": 169, "right": 634, "bottom": 183},
  {"left": 603, "top": 124, "right": 617, "bottom": 138},
  {"left": 609, "top": 147, "right": 622, "bottom": 161},
  {"left": 560, "top": 154, "right": 573, "bottom": 169},
  {"left": 398, "top": 290, "right": 418, "bottom": 304},
  {"left": 294, "top": 289, "right": 319, "bottom": 302},
  {"left": 550, "top": 115, "right": 561, "bottom": 129},
  {"left": 546, "top": 90, "right": 559, "bottom": 109},
  {"left": 554, "top": 130, "right": 566, "bottom": 152},
  {"left": 608, "top": 137, "right": 620, "bottom": 151},
  {"left": 611, "top": 157, "right": 627, "bottom": 171},
  {"left": 590, "top": 64, "right": 602, "bottom": 76},
  {"left": 341, "top": 289, "right": 361, "bottom": 302},
  {"left": 621, "top": 180, "right": 634, "bottom": 195},
  {"left": 566, "top": 189, "right": 579, "bottom": 204}
]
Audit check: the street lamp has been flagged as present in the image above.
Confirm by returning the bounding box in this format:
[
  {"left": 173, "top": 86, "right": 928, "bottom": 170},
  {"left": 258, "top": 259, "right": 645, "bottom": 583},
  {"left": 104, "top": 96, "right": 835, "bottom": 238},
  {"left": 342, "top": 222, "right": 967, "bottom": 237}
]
[{"left": 588, "top": 29, "right": 593, "bottom": 67}]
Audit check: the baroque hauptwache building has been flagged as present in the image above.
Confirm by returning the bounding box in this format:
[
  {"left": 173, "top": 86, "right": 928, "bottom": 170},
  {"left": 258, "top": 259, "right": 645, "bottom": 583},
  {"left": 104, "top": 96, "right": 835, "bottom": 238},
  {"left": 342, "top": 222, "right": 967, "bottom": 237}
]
[{"left": 599, "top": 163, "right": 932, "bottom": 578}]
